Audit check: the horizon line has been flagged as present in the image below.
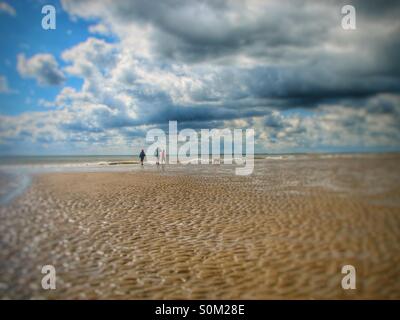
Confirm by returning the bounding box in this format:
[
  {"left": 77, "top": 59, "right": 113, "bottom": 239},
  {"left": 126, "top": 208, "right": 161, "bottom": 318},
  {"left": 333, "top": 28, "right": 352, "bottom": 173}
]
[{"left": 1, "top": 150, "right": 400, "bottom": 157}]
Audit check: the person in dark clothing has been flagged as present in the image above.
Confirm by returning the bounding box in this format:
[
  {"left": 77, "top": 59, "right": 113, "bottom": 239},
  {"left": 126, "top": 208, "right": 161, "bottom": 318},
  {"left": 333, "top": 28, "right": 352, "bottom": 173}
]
[
  {"left": 139, "top": 149, "right": 146, "bottom": 166},
  {"left": 155, "top": 147, "right": 160, "bottom": 166}
]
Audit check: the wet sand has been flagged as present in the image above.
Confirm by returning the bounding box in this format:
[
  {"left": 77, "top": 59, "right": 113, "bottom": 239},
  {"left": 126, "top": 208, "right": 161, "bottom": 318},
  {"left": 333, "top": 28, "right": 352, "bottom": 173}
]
[{"left": 1, "top": 155, "right": 400, "bottom": 299}]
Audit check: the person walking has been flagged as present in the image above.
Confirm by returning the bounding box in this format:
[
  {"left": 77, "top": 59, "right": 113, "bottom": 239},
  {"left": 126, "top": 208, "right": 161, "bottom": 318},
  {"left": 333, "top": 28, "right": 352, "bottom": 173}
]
[
  {"left": 139, "top": 149, "right": 146, "bottom": 166},
  {"left": 161, "top": 149, "right": 166, "bottom": 164},
  {"left": 155, "top": 147, "right": 160, "bottom": 166}
]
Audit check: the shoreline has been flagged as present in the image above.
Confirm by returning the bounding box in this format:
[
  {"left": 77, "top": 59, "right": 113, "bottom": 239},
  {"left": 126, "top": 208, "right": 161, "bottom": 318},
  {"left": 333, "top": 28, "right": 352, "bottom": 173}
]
[{"left": 1, "top": 152, "right": 399, "bottom": 205}]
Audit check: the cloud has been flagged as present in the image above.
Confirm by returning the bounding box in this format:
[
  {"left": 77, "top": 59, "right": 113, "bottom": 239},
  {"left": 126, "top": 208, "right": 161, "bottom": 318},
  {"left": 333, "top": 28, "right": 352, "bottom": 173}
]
[
  {"left": 0, "top": 2, "right": 16, "bottom": 16},
  {"left": 17, "top": 53, "right": 65, "bottom": 86},
  {"left": 88, "top": 23, "right": 111, "bottom": 36},
  {"left": 2, "top": 0, "right": 400, "bottom": 154},
  {"left": 59, "top": 0, "right": 400, "bottom": 104},
  {"left": 60, "top": 0, "right": 336, "bottom": 63},
  {"left": 2, "top": 94, "right": 400, "bottom": 155},
  {"left": 62, "top": 37, "right": 117, "bottom": 78},
  {"left": 0, "top": 75, "right": 11, "bottom": 93},
  {"left": 250, "top": 94, "right": 400, "bottom": 152}
]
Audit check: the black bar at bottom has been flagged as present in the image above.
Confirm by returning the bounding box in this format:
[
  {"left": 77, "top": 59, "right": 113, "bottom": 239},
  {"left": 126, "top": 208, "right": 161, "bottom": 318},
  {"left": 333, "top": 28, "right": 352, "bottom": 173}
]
[{"left": 1, "top": 300, "right": 398, "bottom": 319}]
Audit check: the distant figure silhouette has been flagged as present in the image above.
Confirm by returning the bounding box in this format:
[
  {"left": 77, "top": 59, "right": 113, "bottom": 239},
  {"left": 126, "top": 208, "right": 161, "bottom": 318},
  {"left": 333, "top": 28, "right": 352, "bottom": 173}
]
[
  {"left": 139, "top": 149, "right": 146, "bottom": 166},
  {"left": 155, "top": 147, "right": 160, "bottom": 166}
]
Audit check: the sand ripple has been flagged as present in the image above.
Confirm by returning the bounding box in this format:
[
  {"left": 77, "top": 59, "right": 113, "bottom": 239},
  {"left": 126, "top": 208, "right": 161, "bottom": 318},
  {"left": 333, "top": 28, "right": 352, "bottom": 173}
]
[{"left": 1, "top": 156, "right": 400, "bottom": 299}]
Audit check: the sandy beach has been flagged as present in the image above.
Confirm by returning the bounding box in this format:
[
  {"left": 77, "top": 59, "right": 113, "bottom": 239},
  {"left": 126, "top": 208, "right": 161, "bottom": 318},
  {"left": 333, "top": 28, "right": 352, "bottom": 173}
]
[{"left": 0, "top": 154, "right": 400, "bottom": 299}]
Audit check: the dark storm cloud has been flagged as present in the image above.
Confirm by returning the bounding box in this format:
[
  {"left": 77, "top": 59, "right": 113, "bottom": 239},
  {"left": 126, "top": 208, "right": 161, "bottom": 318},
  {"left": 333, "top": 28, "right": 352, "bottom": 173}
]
[
  {"left": 339, "top": 0, "right": 400, "bottom": 17},
  {"left": 121, "top": 89, "right": 265, "bottom": 127},
  {"left": 62, "top": 0, "right": 332, "bottom": 62},
  {"left": 142, "top": 103, "right": 264, "bottom": 125},
  {"left": 64, "top": 0, "right": 400, "bottom": 110}
]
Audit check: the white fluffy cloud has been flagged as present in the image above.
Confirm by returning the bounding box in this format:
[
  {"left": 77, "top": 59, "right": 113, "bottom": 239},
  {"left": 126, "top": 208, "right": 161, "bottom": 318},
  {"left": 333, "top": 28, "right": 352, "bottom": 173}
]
[
  {"left": 17, "top": 53, "right": 65, "bottom": 86},
  {"left": 88, "top": 23, "right": 111, "bottom": 36}
]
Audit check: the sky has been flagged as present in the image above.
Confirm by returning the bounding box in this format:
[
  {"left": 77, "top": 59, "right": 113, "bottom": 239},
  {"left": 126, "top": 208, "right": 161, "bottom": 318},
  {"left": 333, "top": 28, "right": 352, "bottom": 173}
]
[{"left": 0, "top": 0, "right": 399, "bottom": 155}]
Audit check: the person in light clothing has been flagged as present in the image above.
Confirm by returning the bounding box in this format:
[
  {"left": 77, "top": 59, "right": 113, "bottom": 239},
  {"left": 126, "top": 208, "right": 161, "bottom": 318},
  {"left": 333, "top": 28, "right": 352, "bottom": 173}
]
[{"left": 161, "top": 149, "right": 166, "bottom": 164}]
